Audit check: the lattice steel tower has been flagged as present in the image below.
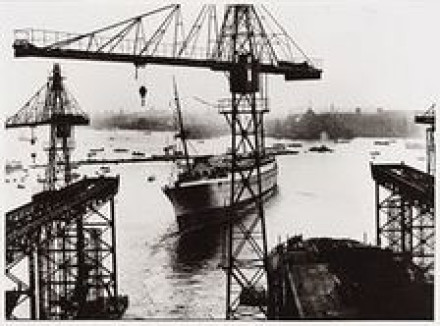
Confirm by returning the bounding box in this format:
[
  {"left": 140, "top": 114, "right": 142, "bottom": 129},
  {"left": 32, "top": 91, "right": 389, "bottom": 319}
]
[
  {"left": 214, "top": 6, "right": 270, "bottom": 319},
  {"left": 6, "top": 63, "right": 89, "bottom": 190},
  {"left": 415, "top": 103, "right": 435, "bottom": 176}
]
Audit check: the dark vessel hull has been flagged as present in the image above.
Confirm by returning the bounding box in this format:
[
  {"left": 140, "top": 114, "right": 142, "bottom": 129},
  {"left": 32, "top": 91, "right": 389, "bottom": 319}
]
[{"left": 267, "top": 236, "right": 434, "bottom": 320}]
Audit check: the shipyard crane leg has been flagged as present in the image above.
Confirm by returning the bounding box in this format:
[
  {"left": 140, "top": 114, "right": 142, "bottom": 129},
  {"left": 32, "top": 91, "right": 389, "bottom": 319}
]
[
  {"left": 45, "top": 64, "right": 75, "bottom": 191},
  {"left": 426, "top": 125, "right": 435, "bottom": 176},
  {"left": 223, "top": 91, "right": 269, "bottom": 319},
  {"left": 415, "top": 104, "right": 436, "bottom": 176},
  {"left": 218, "top": 6, "right": 272, "bottom": 319}
]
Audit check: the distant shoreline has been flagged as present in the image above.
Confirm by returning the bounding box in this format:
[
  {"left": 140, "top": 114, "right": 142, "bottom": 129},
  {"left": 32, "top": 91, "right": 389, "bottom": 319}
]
[{"left": 91, "top": 108, "right": 422, "bottom": 141}]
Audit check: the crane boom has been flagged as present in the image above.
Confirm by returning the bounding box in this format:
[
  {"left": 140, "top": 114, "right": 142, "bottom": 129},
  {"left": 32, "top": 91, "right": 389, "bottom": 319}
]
[
  {"left": 14, "top": 45, "right": 320, "bottom": 80},
  {"left": 13, "top": 5, "right": 321, "bottom": 80}
]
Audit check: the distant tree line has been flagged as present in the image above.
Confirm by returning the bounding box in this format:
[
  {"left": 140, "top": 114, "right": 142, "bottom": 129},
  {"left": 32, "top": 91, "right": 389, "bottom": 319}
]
[
  {"left": 265, "top": 109, "right": 421, "bottom": 140},
  {"left": 91, "top": 108, "right": 421, "bottom": 140},
  {"left": 91, "top": 110, "right": 228, "bottom": 139}
]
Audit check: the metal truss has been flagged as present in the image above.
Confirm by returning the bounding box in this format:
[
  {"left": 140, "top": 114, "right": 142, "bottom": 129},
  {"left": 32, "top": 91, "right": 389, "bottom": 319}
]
[
  {"left": 220, "top": 94, "right": 269, "bottom": 319},
  {"left": 373, "top": 164, "right": 435, "bottom": 276},
  {"left": 415, "top": 103, "right": 436, "bottom": 176},
  {"left": 216, "top": 5, "right": 274, "bottom": 320},
  {"left": 5, "top": 177, "right": 125, "bottom": 319},
  {"left": 13, "top": 5, "right": 321, "bottom": 79},
  {"left": 5, "top": 63, "right": 89, "bottom": 190}
]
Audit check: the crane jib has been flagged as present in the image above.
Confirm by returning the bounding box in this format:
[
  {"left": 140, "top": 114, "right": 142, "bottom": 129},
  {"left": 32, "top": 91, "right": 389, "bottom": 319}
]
[{"left": 13, "top": 43, "right": 322, "bottom": 81}]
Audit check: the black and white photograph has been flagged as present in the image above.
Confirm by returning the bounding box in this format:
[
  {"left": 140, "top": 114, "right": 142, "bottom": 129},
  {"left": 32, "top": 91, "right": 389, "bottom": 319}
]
[{"left": 1, "top": 0, "right": 437, "bottom": 321}]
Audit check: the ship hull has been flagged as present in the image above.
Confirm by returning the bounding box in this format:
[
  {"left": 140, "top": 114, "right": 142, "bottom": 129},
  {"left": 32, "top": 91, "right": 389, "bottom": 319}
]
[{"left": 163, "top": 161, "right": 278, "bottom": 230}]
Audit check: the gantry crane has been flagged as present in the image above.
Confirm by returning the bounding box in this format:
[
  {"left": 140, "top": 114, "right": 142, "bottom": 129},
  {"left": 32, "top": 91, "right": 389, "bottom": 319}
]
[
  {"left": 6, "top": 63, "right": 89, "bottom": 190},
  {"left": 12, "top": 4, "right": 321, "bottom": 319},
  {"left": 5, "top": 65, "right": 127, "bottom": 319},
  {"left": 415, "top": 103, "right": 435, "bottom": 176}
]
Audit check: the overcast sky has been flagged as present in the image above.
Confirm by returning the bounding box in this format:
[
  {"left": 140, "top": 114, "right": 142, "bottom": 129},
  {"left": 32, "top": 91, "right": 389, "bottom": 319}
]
[{"left": 0, "top": 0, "right": 439, "bottom": 120}]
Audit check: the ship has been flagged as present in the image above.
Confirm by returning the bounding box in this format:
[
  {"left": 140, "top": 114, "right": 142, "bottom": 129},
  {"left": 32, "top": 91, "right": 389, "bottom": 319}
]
[{"left": 162, "top": 79, "right": 278, "bottom": 230}]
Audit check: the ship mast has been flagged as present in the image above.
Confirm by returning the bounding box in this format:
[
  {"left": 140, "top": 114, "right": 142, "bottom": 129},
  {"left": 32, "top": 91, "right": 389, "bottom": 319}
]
[{"left": 172, "top": 77, "right": 191, "bottom": 171}]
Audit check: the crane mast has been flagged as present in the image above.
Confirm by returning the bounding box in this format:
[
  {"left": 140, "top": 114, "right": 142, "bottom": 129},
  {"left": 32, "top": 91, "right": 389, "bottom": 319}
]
[
  {"left": 415, "top": 103, "right": 436, "bottom": 176},
  {"left": 172, "top": 78, "right": 191, "bottom": 172}
]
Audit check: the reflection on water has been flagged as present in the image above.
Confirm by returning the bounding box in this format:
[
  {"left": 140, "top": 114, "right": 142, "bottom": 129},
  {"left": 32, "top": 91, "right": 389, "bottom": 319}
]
[{"left": 171, "top": 224, "right": 224, "bottom": 274}]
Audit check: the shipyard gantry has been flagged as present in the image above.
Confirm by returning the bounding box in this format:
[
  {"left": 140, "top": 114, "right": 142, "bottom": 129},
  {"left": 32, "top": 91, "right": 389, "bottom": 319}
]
[
  {"left": 5, "top": 64, "right": 127, "bottom": 319},
  {"left": 11, "top": 4, "right": 321, "bottom": 320},
  {"left": 6, "top": 177, "right": 127, "bottom": 319},
  {"left": 371, "top": 164, "right": 434, "bottom": 275},
  {"left": 371, "top": 105, "right": 436, "bottom": 277}
]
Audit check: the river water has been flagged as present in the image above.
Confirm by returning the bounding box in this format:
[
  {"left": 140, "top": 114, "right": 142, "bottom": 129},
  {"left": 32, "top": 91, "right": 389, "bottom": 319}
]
[{"left": 3, "top": 127, "right": 425, "bottom": 319}]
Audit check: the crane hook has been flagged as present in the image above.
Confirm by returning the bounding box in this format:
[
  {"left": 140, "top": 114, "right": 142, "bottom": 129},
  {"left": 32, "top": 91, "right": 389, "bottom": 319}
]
[{"left": 139, "top": 86, "right": 147, "bottom": 107}]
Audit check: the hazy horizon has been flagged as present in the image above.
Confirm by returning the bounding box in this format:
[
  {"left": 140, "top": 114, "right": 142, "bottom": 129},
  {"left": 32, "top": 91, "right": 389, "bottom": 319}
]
[{"left": 1, "top": 0, "right": 439, "bottom": 121}]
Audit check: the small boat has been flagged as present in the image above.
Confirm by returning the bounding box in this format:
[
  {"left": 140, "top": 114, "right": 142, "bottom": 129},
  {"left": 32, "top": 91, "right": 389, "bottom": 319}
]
[
  {"left": 114, "top": 148, "right": 129, "bottom": 153},
  {"left": 273, "top": 143, "right": 286, "bottom": 150},
  {"left": 266, "top": 147, "right": 299, "bottom": 155},
  {"left": 132, "top": 151, "right": 145, "bottom": 157},
  {"left": 147, "top": 175, "right": 156, "bottom": 182},
  {"left": 287, "top": 142, "right": 303, "bottom": 148},
  {"left": 309, "top": 145, "right": 333, "bottom": 153},
  {"left": 100, "top": 166, "right": 111, "bottom": 173},
  {"left": 5, "top": 161, "right": 23, "bottom": 175},
  {"left": 90, "top": 147, "right": 105, "bottom": 152},
  {"left": 374, "top": 140, "right": 390, "bottom": 146}
]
